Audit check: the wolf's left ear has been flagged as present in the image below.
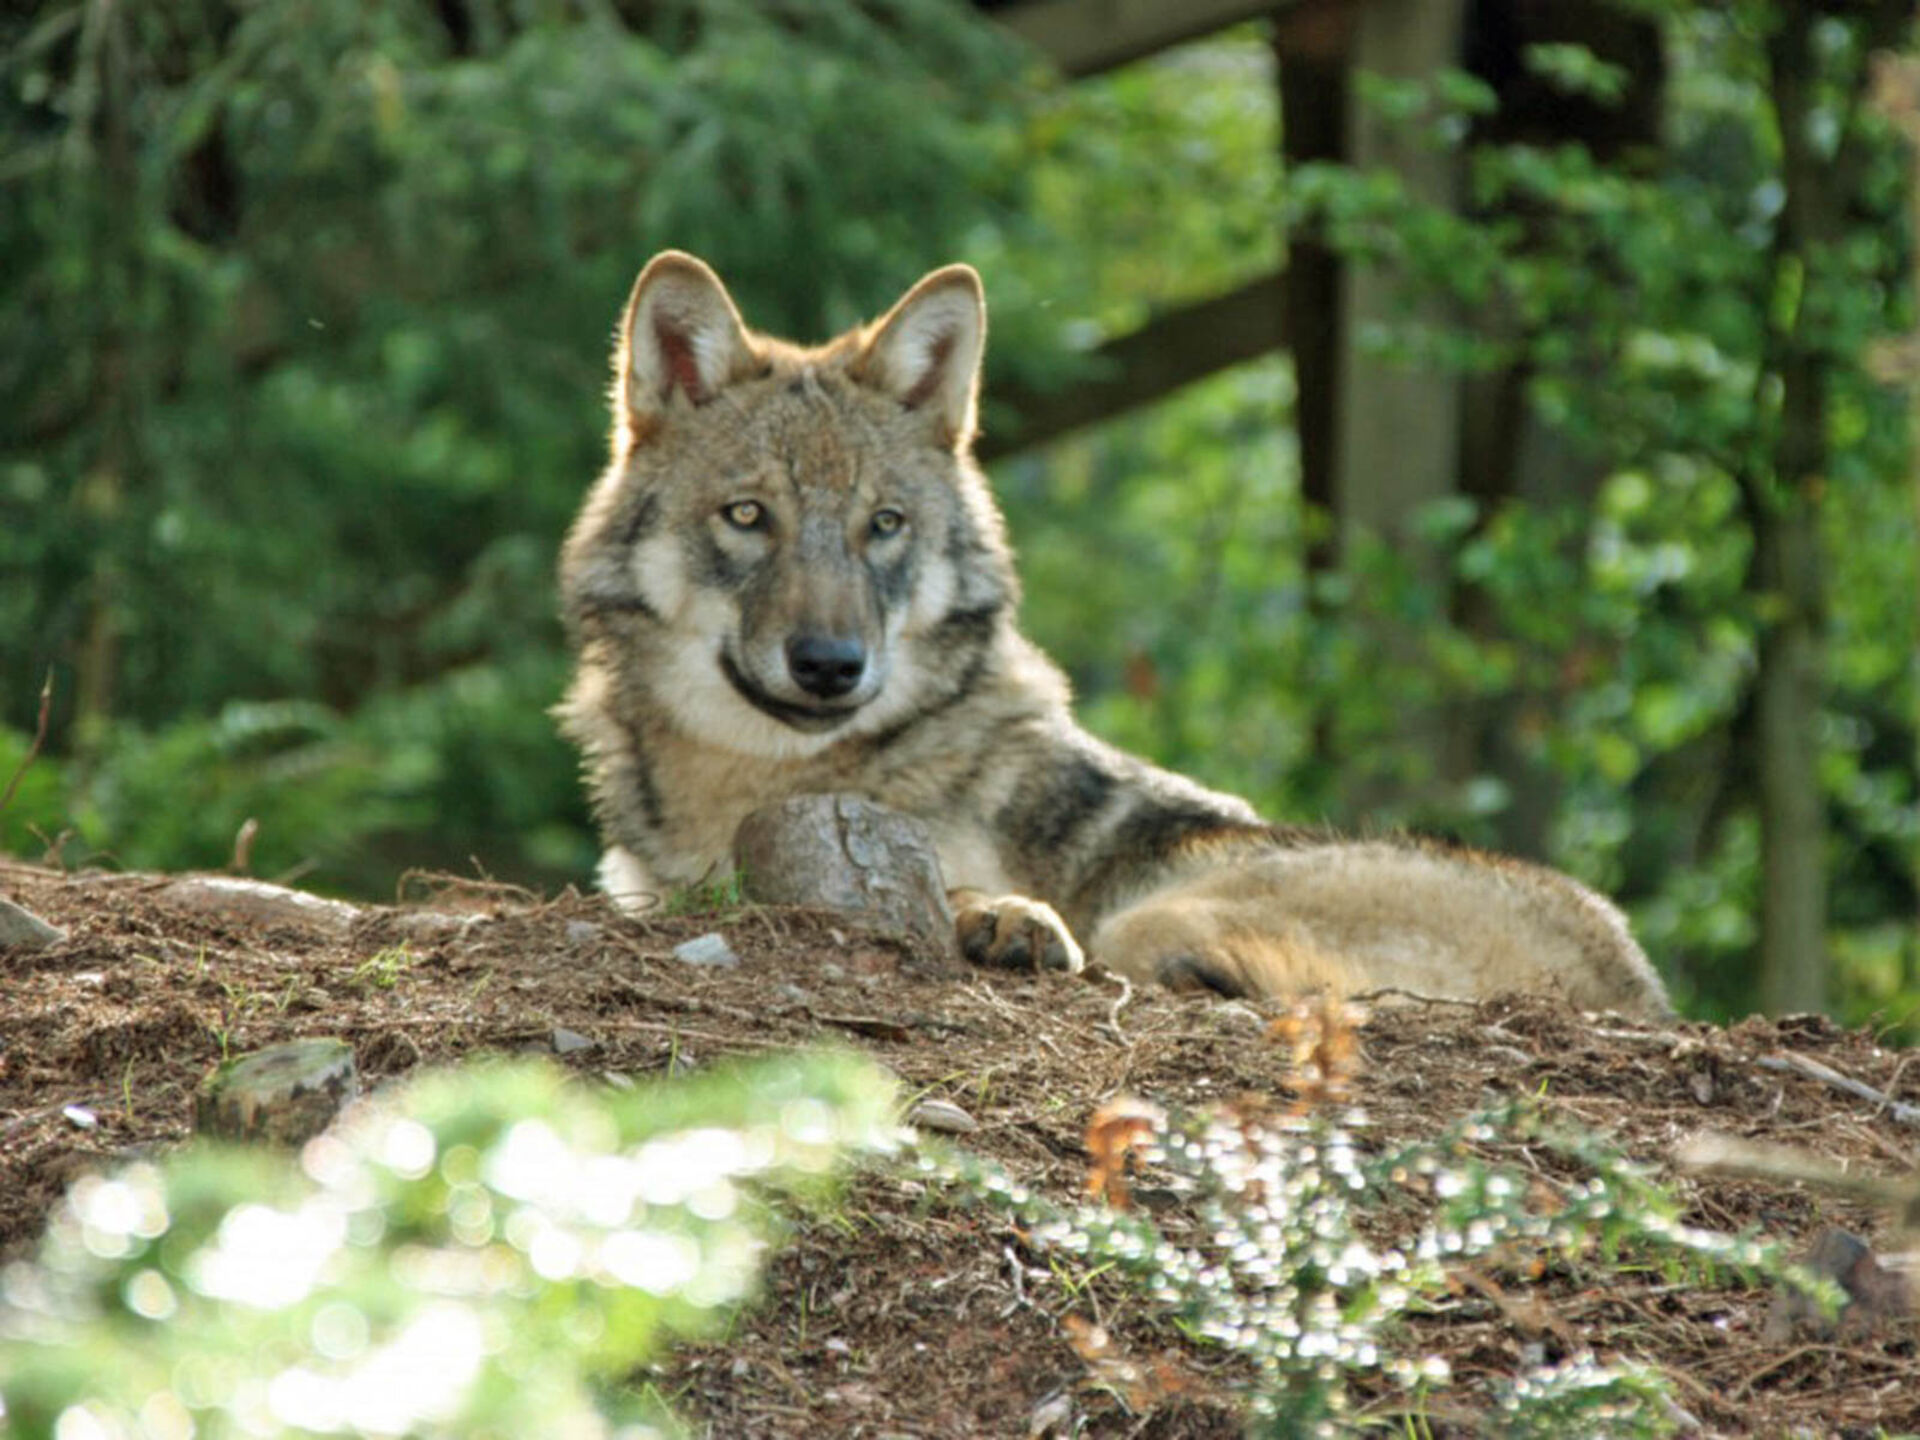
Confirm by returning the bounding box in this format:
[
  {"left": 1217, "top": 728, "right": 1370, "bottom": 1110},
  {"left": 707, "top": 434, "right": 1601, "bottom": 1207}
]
[{"left": 854, "top": 265, "right": 985, "bottom": 450}]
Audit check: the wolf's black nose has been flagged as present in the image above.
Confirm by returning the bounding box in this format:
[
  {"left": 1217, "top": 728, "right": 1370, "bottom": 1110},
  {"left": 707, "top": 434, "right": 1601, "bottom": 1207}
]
[{"left": 787, "top": 635, "right": 866, "bottom": 698}]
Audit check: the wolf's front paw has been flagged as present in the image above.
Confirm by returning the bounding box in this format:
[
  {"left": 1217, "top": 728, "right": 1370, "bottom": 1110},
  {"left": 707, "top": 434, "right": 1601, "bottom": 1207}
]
[{"left": 951, "top": 892, "right": 1084, "bottom": 975}]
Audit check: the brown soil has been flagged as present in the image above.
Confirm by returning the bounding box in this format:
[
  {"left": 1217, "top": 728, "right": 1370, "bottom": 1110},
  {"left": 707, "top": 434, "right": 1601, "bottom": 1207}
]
[{"left": 2, "top": 858, "right": 1916, "bottom": 1437}]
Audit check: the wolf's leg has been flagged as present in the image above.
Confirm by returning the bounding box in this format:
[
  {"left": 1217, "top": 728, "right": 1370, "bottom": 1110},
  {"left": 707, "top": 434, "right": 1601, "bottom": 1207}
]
[
  {"left": 1087, "top": 884, "right": 1355, "bottom": 998},
  {"left": 949, "top": 889, "right": 1085, "bottom": 974},
  {"left": 598, "top": 846, "right": 663, "bottom": 913}
]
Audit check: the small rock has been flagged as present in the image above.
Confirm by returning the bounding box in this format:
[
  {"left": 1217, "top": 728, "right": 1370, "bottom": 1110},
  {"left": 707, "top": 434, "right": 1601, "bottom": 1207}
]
[
  {"left": 1027, "top": 1392, "right": 1074, "bottom": 1438},
  {"left": 61, "top": 1105, "right": 98, "bottom": 1131},
  {"left": 565, "top": 920, "right": 603, "bottom": 946},
  {"left": 1767, "top": 1227, "right": 1913, "bottom": 1340},
  {"left": 385, "top": 910, "right": 483, "bottom": 940},
  {"left": 774, "top": 983, "right": 814, "bottom": 1007},
  {"left": 908, "top": 1098, "right": 979, "bottom": 1134},
  {"left": 551, "top": 1027, "right": 596, "bottom": 1055},
  {"left": 0, "top": 897, "right": 66, "bottom": 951},
  {"left": 195, "top": 1038, "right": 358, "bottom": 1146},
  {"left": 673, "top": 933, "right": 740, "bottom": 968}
]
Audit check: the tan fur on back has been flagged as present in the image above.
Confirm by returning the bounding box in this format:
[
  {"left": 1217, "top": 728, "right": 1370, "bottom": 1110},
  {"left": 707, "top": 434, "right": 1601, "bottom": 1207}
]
[{"left": 558, "top": 252, "right": 1672, "bottom": 1018}]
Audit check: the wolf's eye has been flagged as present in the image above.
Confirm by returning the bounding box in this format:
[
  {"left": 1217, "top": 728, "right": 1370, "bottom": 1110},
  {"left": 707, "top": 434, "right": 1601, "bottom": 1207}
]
[
  {"left": 869, "top": 508, "right": 907, "bottom": 539},
  {"left": 722, "top": 500, "right": 765, "bottom": 531}
]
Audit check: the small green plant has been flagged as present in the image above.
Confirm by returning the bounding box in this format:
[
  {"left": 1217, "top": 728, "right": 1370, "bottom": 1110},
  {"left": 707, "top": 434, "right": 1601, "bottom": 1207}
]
[
  {"left": 0, "top": 1050, "right": 902, "bottom": 1438},
  {"left": 661, "top": 872, "right": 747, "bottom": 918},
  {"left": 347, "top": 944, "right": 414, "bottom": 991}
]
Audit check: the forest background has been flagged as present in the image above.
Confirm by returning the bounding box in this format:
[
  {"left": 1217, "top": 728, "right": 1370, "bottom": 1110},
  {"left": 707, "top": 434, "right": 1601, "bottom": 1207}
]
[{"left": 3, "top": 0, "right": 1917, "bottom": 1032}]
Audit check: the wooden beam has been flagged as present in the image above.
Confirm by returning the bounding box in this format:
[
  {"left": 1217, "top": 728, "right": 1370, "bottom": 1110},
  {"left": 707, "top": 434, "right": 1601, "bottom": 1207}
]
[
  {"left": 994, "top": 0, "right": 1289, "bottom": 79},
  {"left": 980, "top": 271, "right": 1288, "bottom": 459}
]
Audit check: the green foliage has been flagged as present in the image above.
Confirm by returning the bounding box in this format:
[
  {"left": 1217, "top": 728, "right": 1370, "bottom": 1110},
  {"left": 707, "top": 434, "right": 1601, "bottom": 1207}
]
[
  {"left": 1004, "top": 15, "right": 1916, "bottom": 1028},
  {"left": 5, "top": 4, "right": 1917, "bottom": 1027},
  {"left": 0, "top": 1050, "right": 902, "bottom": 1438},
  {"left": 0, "top": 0, "right": 1038, "bottom": 895},
  {"left": 660, "top": 872, "right": 747, "bottom": 920},
  {"left": 924, "top": 1095, "right": 1824, "bottom": 1436},
  {"left": 346, "top": 944, "right": 414, "bottom": 992}
]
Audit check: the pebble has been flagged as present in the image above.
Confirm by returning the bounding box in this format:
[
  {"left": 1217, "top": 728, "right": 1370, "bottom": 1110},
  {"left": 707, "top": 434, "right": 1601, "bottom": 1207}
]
[
  {"left": 1027, "top": 1393, "right": 1074, "bottom": 1438},
  {"left": 908, "top": 1098, "right": 978, "bottom": 1134},
  {"left": 672, "top": 933, "right": 740, "bottom": 968},
  {"left": 551, "top": 1027, "right": 596, "bottom": 1055},
  {"left": 0, "top": 897, "right": 66, "bottom": 951},
  {"left": 386, "top": 910, "right": 483, "bottom": 940}
]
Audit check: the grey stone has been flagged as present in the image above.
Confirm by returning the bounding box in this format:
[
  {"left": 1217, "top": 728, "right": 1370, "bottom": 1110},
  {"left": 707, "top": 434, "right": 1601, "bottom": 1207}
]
[
  {"left": 908, "top": 1098, "right": 979, "bottom": 1134},
  {"left": 734, "top": 795, "right": 959, "bottom": 970},
  {"left": 672, "top": 932, "right": 740, "bottom": 968},
  {"left": 195, "top": 1038, "right": 358, "bottom": 1146},
  {"left": 0, "top": 896, "right": 66, "bottom": 951}
]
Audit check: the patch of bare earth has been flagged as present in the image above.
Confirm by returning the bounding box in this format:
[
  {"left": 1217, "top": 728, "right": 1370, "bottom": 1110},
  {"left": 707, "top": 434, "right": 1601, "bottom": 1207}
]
[{"left": 2, "top": 858, "right": 1915, "bottom": 1436}]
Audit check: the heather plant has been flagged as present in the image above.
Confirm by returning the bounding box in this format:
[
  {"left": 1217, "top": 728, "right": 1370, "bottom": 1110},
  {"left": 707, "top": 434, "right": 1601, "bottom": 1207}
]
[{"left": 921, "top": 1002, "right": 1829, "bottom": 1435}]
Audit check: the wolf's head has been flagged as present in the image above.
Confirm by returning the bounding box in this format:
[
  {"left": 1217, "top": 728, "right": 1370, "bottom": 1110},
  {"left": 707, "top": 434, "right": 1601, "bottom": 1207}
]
[{"left": 561, "top": 253, "right": 1019, "bottom": 759}]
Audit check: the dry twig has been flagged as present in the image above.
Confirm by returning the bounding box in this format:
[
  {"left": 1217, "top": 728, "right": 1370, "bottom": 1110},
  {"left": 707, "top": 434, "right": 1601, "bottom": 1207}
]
[
  {"left": 1676, "top": 1130, "right": 1920, "bottom": 1226},
  {"left": 1096, "top": 970, "right": 1134, "bottom": 1047},
  {"left": 1756, "top": 1050, "right": 1920, "bottom": 1132},
  {"left": 0, "top": 669, "right": 53, "bottom": 815}
]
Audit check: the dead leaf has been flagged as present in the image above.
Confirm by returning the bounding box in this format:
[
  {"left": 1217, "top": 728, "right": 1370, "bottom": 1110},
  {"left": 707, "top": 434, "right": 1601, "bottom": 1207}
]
[
  {"left": 1085, "top": 1096, "right": 1163, "bottom": 1209},
  {"left": 1061, "top": 1315, "right": 1193, "bottom": 1411},
  {"left": 1267, "top": 994, "right": 1366, "bottom": 1110}
]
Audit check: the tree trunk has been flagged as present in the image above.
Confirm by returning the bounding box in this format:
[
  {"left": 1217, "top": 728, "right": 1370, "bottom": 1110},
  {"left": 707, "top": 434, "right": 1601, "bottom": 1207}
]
[
  {"left": 1333, "top": 0, "right": 1464, "bottom": 577},
  {"left": 1751, "top": 484, "right": 1829, "bottom": 1016},
  {"left": 1752, "top": 8, "right": 1838, "bottom": 1015},
  {"left": 1285, "top": 0, "right": 1467, "bottom": 820},
  {"left": 70, "top": 0, "right": 140, "bottom": 764},
  {"left": 1275, "top": 19, "right": 1348, "bottom": 579}
]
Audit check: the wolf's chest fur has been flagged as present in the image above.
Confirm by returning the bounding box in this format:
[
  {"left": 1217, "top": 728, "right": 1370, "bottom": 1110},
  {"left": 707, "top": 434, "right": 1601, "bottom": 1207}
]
[
  {"left": 558, "top": 252, "right": 1672, "bottom": 1018},
  {"left": 594, "top": 669, "right": 1037, "bottom": 899}
]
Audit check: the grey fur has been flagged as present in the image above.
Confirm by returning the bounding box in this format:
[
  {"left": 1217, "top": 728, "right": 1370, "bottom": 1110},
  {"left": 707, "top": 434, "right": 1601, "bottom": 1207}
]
[{"left": 558, "top": 252, "right": 1671, "bottom": 1017}]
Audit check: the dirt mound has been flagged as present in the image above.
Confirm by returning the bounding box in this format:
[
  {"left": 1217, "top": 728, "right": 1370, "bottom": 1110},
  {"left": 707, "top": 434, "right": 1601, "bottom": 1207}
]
[{"left": 2, "top": 859, "right": 1915, "bottom": 1435}]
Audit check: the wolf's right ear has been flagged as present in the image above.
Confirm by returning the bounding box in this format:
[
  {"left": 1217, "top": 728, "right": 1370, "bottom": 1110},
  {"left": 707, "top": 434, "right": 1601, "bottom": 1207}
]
[
  {"left": 854, "top": 265, "right": 986, "bottom": 450},
  {"left": 616, "top": 252, "right": 757, "bottom": 435}
]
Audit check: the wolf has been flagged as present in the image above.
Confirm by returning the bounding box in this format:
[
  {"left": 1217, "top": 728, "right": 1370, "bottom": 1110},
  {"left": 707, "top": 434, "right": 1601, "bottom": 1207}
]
[{"left": 557, "top": 251, "right": 1671, "bottom": 1017}]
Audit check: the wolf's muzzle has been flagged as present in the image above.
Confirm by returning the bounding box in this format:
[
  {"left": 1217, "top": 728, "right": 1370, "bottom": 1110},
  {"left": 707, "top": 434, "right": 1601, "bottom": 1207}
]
[
  {"left": 719, "top": 650, "right": 861, "bottom": 732},
  {"left": 785, "top": 634, "right": 867, "bottom": 700}
]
